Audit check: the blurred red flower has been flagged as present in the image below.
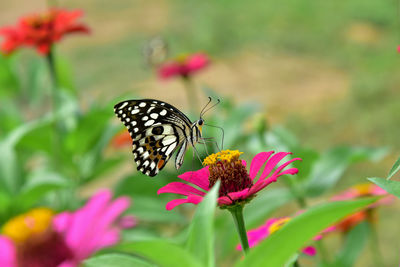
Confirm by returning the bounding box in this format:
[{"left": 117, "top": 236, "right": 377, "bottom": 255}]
[
  {"left": 158, "top": 53, "right": 210, "bottom": 80},
  {"left": 0, "top": 8, "right": 89, "bottom": 55},
  {"left": 111, "top": 130, "right": 132, "bottom": 148}
]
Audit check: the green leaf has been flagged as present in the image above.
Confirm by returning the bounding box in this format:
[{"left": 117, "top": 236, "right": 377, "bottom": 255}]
[
  {"left": 186, "top": 181, "right": 219, "bottom": 267},
  {"left": 15, "top": 169, "right": 70, "bottom": 209},
  {"left": 368, "top": 177, "right": 400, "bottom": 198},
  {"left": 387, "top": 156, "right": 400, "bottom": 180},
  {"left": 114, "top": 241, "right": 204, "bottom": 267},
  {"left": 333, "top": 222, "right": 370, "bottom": 267},
  {"left": 304, "top": 146, "right": 388, "bottom": 197},
  {"left": 236, "top": 198, "right": 377, "bottom": 267},
  {"left": 83, "top": 253, "right": 156, "bottom": 267}
]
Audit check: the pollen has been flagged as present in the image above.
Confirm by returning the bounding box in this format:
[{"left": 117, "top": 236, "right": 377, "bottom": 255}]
[
  {"left": 269, "top": 218, "right": 291, "bottom": 235},
  {"left": 2, "top": 207, "right": 54, "bottom": 244},
  {"left": 203, "top": 150, "right": 243, "bottom": 166}
]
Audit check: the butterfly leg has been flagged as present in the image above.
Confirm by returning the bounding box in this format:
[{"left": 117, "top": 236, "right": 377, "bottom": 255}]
[{"left": 199, "top": 137, "right": 222, "bottom": 152}]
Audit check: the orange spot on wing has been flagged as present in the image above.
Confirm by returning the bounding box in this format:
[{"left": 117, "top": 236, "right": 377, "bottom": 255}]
[{"left": 158, "top": 159, "right": 165, "bottom": 169}]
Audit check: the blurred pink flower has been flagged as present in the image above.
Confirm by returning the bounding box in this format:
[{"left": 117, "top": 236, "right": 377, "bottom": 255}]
[
  {"left": 236, "top": 217, "right": 319, "bottom": 256},
  {"left": 158, "top": 150, "right": 301, "bottom": 210},
  {"left": 158, "top": 53, "right": 210, "bottom": 79},
  {"left": 331, "top": 183, "right": 394, "bottom": 233},
  {"left": 0, "top": 190, "right": 132, "bottom": 267}
]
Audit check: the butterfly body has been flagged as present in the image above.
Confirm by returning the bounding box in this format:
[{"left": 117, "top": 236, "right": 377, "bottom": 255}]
[{"left": 114, "top": 99, "right": 203, "bottom": 177}]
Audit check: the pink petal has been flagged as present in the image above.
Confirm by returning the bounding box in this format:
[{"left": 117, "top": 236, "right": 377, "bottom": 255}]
[
  {"left": 63, "top": 190, "right": 112, "bottom": 252},
  {"left": 186, "top": 53, "right": 209, "bottom": 72},
  {"left": 157, "top": 182, "right": 206, "bottom": 196},
  {"left": 227, "top": 188, "right": 251, "bottom": 201},
  {"left": 302, "top": 246, "right": 317, "bottom": 256},
  {"left": 53, "top": 212, "right": 72, "bottom": 232},
  {"left": 76, "top": 196, "right": 130, "bottom": 259},
  {"left": 58, "top": 261, "right": 77, "bottom": 267},
  {"left": 165, "top": 195, "right": 203, "bottom": 210},
  {"left": 217, "top": 196, "right": 233, "bottom": 205},
  {"left": 259, "top": 152, "right": 292, "bottom": 180},
  {"left": 177, "top": 167, "right": 210, "bottom": 190},
  {"left": 0, "top": 236, "right": 16, "bottom": 267},
  {"left": 270, "top": 158, "right": 301, "bottom": 178},
  {"left": 249, "top": 151, "right": 274, "bottom": 179}
]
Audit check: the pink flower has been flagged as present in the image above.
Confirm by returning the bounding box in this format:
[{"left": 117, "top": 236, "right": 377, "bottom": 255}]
[
  {"left": 158, "top": 150, "right": 301, "bottom": 210},
  {"left": 236, "top": 217, "right": 318, "bottom": 256},
  {"left": 157, "top": 52, "right": 210, "bottom": 79},
  {"left": 0, "top": 190, "right": 132, "bottom": 267},
  {"left": 330, "top": 183, "right": 394, "bottom": 233}
]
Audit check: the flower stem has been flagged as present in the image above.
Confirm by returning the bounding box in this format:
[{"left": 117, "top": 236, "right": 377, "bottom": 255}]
[
  {"left": 229, "top": 205, "right": 249, "bottom": 254},
  {"left": 46, "top": 47, "right": 58, "bottom": 111},
  {"left": 182, "top": 76, "right": 198, "bottom": 115},
  {"left": 45, "top": 47, "right": 61, "bottom": 166},
  {"left": 293, "top": 260, "right": 301, "bottom": 267},
  {"left": 370, "top": 224, "right": 385, "bottom": 266}
]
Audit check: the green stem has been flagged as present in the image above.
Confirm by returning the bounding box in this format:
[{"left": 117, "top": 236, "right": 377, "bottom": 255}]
[
  {"left": 370, "top": 223, "right": 384, "bottom": 266},
  {"left": 46, "top": 47, "right": 58, "bottom": 111},
  {"left": 182, "top": 76, "right": 198, "bottom": 115},
  {"left": 229, "top": 205, "right": 249, "bottom": 254},
  {"left": 45, "top": 47, "right": 61, "bottom": 167},
  {"left": 293, "top": 260, "right": 300, "bottom": 267}
]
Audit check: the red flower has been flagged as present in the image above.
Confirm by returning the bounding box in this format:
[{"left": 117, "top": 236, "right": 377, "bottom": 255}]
[
  {"left": 0, "top": 9, "right": 89, "bottom": 55},
  {"left": 158, "top": 53, "right": 210, "bottom": 80}
]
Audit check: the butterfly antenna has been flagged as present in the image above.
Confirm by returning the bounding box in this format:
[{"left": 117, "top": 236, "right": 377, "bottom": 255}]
[
  {"left": 201, "top": 98, "right": 221, "bottom": 118},
  {"left": 200, "top": 97, "right": 212, "bottom": 118}
]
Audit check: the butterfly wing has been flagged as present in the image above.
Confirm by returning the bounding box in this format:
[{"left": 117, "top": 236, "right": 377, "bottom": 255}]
[{"left": 114, "top": 99, "right": 192, "bottom": 177}]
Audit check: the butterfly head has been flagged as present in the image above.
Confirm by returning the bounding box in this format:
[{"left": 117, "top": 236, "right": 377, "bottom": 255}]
[{"left": 196, "top": 118, "right": 204, "bottom": 135}]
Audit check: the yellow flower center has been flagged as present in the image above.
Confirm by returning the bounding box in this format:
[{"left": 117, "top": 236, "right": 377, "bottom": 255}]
[
  {"left": 203, "top": 150, "right": 243, "bottom": 166},
  {"left": 2, "top": 208, "right": 54, "bottom": 244},
  {"left": 269, "top": 218, "right": 291, "bottom": 234},
  {"left": 175, "top": 53, "right": 189, "bottom": 63},
  {"left": 353, "top": 183, "right": 374, "bottom": 196}
]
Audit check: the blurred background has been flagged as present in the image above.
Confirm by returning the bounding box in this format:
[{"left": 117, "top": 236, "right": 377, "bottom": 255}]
[{"left": 0, "top": 0, "right": 399, "bottom": 266}]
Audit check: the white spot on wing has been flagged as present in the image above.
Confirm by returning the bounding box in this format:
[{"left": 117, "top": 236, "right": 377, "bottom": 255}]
[
  {"left": 143, "top": 160, "right": 149, "bottom": 167},
  {"left": 142, "top": 116, "right": 148, "bottom": 121},
  {"left": 150, "top": 162, "right": 156, "bottom": 170},
  {"left": 144, "top": 119, "right": 155, "bottom": 126},
  {"left": 119, "top": 102, "right": 128, "bottom": 109},
  {"left": 142, "top": 151, "right": 150, "bottom": 159},
  {"left": 131, "top": 121, "right": 137, "bottom": 126},
  {"left": 131, "top": 109, "right": 139, "bottom": 114},
  {"left": 160, "top": 110, "right": 167, "bottom": 116},
  {"left": 139, "top": 102, "right": 146, "bottom": 107},
  {"left": 150, "top": 113, "right": 158, "bottom": 119}
]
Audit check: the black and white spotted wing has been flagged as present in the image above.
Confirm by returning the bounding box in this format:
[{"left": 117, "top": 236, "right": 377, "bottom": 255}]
[{"left": 114, "top": 99, "right": 203, "bottom": 177}]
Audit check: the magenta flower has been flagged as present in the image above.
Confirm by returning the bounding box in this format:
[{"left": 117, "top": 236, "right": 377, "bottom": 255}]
[
  {"left": 0, "top": 189, "right": 132, "bottom": 267},
  {"left": 237, "top": 217, "right": 323, "bottom": 256},
  {"left": 158, "top": 150, "right": 301, "bottom": 210},
  {"left": 158, "top": 52, "right": 210, "bottom": 80}
]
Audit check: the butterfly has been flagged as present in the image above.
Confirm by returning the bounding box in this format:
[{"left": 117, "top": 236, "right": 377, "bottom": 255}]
[{"left": 114, "top": 99, "right": 213, "bottom": 177}]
